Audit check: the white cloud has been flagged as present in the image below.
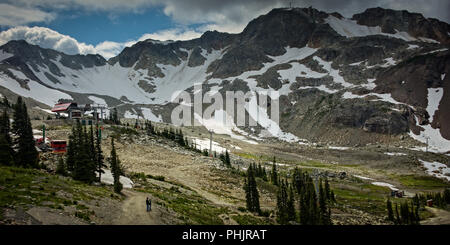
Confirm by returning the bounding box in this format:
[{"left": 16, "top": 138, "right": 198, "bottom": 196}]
[
  {"left": 1, "top": 0, "right": 447, "bottom": 59},
  {"left": 0, "top": 26, "right": 96, "bottom": 55},
  {"left": 0, "top": 26, "right": 204, "bottom": 59},
  {"left": 0, "top": 3, "right": 56, "bottom": 26},
  {"left": 136, "top": 28, "right": 202, "bottom": 42}
]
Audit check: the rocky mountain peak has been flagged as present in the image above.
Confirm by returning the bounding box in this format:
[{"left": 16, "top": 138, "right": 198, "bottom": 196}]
[{"left": 352, "top": 7, "right": 450, "bottom": 44}]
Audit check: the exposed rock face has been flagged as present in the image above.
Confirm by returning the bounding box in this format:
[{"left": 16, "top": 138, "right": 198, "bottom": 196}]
[
  {"left": 0, "top": 6, "right": 449, "bottom": 147},
  {"left": 352, "top": 7, "right": 450, "bottom": 44}
]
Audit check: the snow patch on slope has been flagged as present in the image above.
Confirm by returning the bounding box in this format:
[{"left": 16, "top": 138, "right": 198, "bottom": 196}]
[
  {"left": 409, "top": 88, "right": 450, "bottom": 153},
  {"left": 371, "top": 182, "right": 399, "bottom": 191},
  {"left": 98, "top": 169, "right": 134, "bottom": 188},
  {"left": 141, "top": 107, "right": 162, "bottom": 122},
  {"left": 88, "top": 95, "right": 107, "bottom": 105},
  {"left": 313, "top": 56, "right": 354, "bottom": 88},
  {"left": 325, "top": 16, "right": 438, "bottom": 43},
  {"left": 0, "top": 50, "right": 13, "bottom": 62},
  {"left": 194, "top": 110, "right": 258, "bottom": 145},
  {"left": 419, "top": 159, "right": 450, "bottom": 181},
  {"left": 0, "top": 71, "right": 72, "bottom": 106},
  {"left": 191, "top": 137, "right": 227, "bottom": 153}
]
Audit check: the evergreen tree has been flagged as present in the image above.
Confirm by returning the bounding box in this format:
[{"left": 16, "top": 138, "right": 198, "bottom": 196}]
[
  {"left": 271, "top": 157, "right": 278, "bottom": 186},
  {"left": 387, "top": 198, "right": 394, "bottom": 222},
  {"left": 56, "top": 156, "right": 66, "bottom": 176},
  {"left": 324, "top": 178, "right": 331, "bottom": 201},
  {"left": 225, "top": 150, "right": 231, "bottom": 166},
  {"left": 262, "top": 166, "right": 268, "bottom": 181},
  {"left": 287, "top": 184, "right": 296, "bottom": 222},
  {"left": 12, "top": 97, "right": 38, "bottom": 168},
  {"left": 395, "top": 204, "right": 400, "bottom": 225},
  {"left": 65, "top": 126, "right": 76, "bottom": 172},
  {"left": 0, "top": 134, "right": 14, "bottom": 166},
  {"left": 110, "top": 138, "right": 123, "bottom": 193},
  {"left": 2, "top": 96, "right": 9, "bottom": 107},
  {"left": 0, "top": 109, "right": 12, "bottom": 145},
  {"left": 0, "top": 110, "right": 14, "bottom": 166},
  {"left": 95, "top": 124, "right": 106, "bottom": 182},
  {"left": 318, "top": 179, "right": 331, "bottom": 225},
  {"left": 73, "top": 124, "right": 96, "bottom": 183},
  {"left": 330, "top": 190, "right": 336, "bottom": 203},
  {"left": 243, "top": 164, "right": 260, "bottom": 213},
  {"left": 276, "top": 180, "right": 289, "bottom": 224},
  {"left": 88, "top": 125, "right": 95, "bottom": 162}
]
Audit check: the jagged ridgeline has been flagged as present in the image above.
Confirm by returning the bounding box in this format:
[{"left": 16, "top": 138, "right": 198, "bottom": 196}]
[{"left": 0, "top": 7, "right": 449, "bottom": 151}]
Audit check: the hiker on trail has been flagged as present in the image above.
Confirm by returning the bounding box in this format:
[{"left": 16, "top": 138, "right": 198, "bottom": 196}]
[{"left": 146, "top": 197, "right": 150, "bottom": 212}]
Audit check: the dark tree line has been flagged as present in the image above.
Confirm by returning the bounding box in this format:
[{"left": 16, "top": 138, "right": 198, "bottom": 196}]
[
  {"left": 387, "top": 189, "right": 450, "bottom": 225},
  {"left": 248, "top": 162, "right": 268, "bottom": 181},
  {"left": 287, "top": 168, "right": 334, "bottom": 225},
  {"left": 65, "top": 121, "right": 98, "bottom": 183},
  {"left": 219, "top": 150, "right": 231, "bottom": 167},
  {"left": 386, "top": 199, "right": 420, "bottom": 225},
  {"left": 0, "top": 97, "right": 38, "bottom": 168},
  {"left": 415, "top": 190, "right": 450, "bottom": 208},
  {"left": 64, "top": 120, "right": 122, "bottom": 193},
  {"left": 242, "top": 160, "right": 335, "bottom": 225},
  {"left": 276, "top": 179, "right": 296, "bottom": 224}
]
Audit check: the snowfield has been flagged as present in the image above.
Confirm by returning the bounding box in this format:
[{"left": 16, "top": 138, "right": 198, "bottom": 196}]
[
  {"left": 419, "top": 159, "right": 450, "bottom": 181},
  {"left": 141, "top": 107, "right": 162, "bottom": 122},
  {"left": 325, "top": 15, "right": 439, "bottom": 43},
  {"left": 0, "top": 50, "right": 13, "bottom": 62},
  {"left": 191, "top": 137, "right": 227, "bottom": 153},
  {"left": 98, "top": 169, "right": 134, "bottom": 188},
  {"left": 384, "top": 152, "right": 408, "bottom": 156},
  {"left": 409, "top": 88, "right": 450, "bottom": 153},
  {"left": 371, "top": 182, "right": 399, "bottom": 191},
  {"left": 0, "top": 70, "right": 72, "bottom": 106}
]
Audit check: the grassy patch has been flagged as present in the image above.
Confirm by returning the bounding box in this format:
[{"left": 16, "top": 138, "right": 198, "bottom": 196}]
[
  {"left": 0, "top": 166, "right": 116, "bottom": 215},
  {"left": 333, "top": 184, "right": 389, "bottom": 215},
  {"left": 110, "top": 126, "right": 138, "bottom": 138},
  {"left": 136, "top": 181, "right": 227, "bottom": 225},
  {"left": 396, "top": 175, "right": 450, "bottom": 189}
]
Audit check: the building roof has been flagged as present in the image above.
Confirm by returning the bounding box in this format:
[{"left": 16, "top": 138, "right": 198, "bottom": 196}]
[{"left": 51, "top": 103, "right": 73, "bottom": 112}]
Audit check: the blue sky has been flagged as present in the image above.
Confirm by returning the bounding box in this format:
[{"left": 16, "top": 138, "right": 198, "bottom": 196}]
[
  {"left": 0, "top": 0, "right": 447, "bottom": 58},
  {"left": 43, "top": 8, "right": 174, "bottom": 44}
]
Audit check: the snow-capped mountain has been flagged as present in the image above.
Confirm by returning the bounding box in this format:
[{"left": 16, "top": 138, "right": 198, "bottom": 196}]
[{"left": 0, "top": 7, "right": 449, "bottom": 152}]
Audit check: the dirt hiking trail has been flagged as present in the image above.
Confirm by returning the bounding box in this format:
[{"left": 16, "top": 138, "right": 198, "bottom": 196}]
[
  {"left": 421, "top": 207, "right": 450, "bottom": 225},
  {"left": 112, "top": 189, "right": 164, "bottom": 225}
]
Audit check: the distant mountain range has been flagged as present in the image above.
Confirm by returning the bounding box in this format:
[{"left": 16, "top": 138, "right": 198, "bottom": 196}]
[{"left": 0, "top": 7, "right": 449, "bottom": 152}]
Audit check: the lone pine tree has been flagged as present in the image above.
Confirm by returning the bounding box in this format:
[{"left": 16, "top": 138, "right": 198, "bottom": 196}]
[
  {"left": 243, "top": 164, "right": 260, "bottom": 213},
  {"left": 271, "top": 157, "right": 278, "bottom": 186},
  {"left": 110, "top": 138, "right": 123, "bottom": 193},
  {"left": 95, "top": 124, "right": 106, "bottom": 182},
  {"left": 387, "top": 198, "right": 394, "bottom": 222}
]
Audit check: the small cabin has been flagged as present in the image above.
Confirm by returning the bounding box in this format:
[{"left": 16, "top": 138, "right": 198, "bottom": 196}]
[
  {"left": 51, "top": 140, "right": 67, "bottom": 153},
  {"left": 51, "top": 102, "right": 80, "bottom": 119}
]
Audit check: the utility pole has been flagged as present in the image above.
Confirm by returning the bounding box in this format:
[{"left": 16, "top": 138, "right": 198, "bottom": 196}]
[{"left": 425, "top": 137, "right": 429, "bottom": 153}]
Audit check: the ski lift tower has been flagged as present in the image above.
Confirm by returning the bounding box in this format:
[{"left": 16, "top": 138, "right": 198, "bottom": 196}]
[{"left": 91, "top": 103, "right": 107, "bottom": 124}]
